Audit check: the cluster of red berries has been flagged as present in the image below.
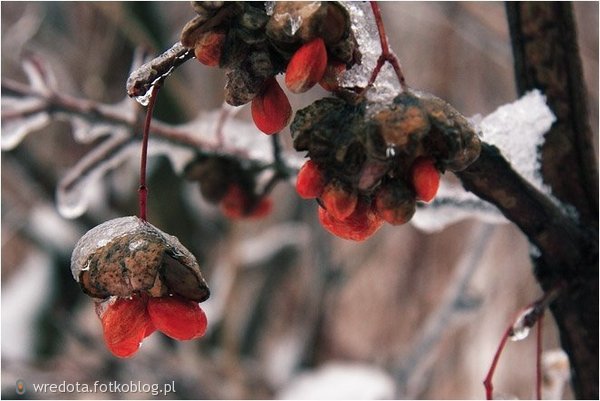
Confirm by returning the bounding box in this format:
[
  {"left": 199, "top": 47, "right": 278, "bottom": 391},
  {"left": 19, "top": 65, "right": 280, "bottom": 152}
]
[
  {"left": 185, "top": 156, "right": 272, "bottom": 219},
  {"left": 292, "top": 90, "right": 481, "bottom": 241},
  {"left": 180, "top": 1, "right": 359, "bottom": 135},
  {"left": 71, "top": 216, "right": 210, "bottom": 357},
  {"left": 99, "top": 293, "right": 207, "bottom": 358}
]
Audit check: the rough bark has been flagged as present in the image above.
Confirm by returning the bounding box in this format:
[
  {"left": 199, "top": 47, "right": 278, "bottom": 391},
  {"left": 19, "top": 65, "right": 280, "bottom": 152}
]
[{"left": 456, "top": 3, "right": 599, "bottom": 398}]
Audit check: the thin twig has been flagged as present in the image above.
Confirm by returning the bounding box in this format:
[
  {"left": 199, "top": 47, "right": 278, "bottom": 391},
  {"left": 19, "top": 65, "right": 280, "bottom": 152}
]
[
  {"left": 394, "top": 224, "right": 493, "bottom": 398},
  {"left": 483, "top": 284, "right": 564, "bottom": 399},
  {"left": 138, "top": 84, "right": 161, "bottom": 221},
  {"left": 126, "top": 42, "right": 193, "bottom": 98},
  {"left": 364, "top": 1, "right": 407, "bottom": 91},
  {"left": 536, "top": 312, "right": 544, "bottom": 400}
]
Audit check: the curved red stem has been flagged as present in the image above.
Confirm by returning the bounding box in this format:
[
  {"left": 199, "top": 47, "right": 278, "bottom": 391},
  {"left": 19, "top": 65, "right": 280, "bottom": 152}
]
[{"left": 138, "top": 84, "right": 161, "bottom": 221}]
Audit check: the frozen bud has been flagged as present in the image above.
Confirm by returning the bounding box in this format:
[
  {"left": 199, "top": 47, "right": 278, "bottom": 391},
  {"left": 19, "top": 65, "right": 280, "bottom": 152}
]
[
  {"left": 320, "top": 181, "right": 357, "bottom": 221},
  {"left": 410, "top": 157, "right": 440, "bottom": 203},
  {"left": 251, "top": 77, "right": 292, "bottom": 134},
  {"left": 285, "top": 37, "right": 328, "bottom": 93},
  {"left": 296, "top": 160, "right": 327, "bottom": 199},
  {"left": 374, "top": 182, "right": 416, "bottom": 225},
  {"left": 194, "top": 31, "right": 226, "bottom": 66},
  {"left": 318, "top": 200, "right": 384, "bottom": 241},
  {"left": 71, "top": 216, "right": 210, "bottom": 302}
]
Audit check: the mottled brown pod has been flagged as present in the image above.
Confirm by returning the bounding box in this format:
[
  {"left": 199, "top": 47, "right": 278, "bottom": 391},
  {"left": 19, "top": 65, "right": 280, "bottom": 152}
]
[{"left": 71, "top": 216, "right": 209, "bottom": 302}]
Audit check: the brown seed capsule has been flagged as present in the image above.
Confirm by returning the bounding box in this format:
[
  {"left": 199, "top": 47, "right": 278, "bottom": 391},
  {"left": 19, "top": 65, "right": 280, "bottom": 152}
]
[{"left": 71, "top": 216, "right": 210, "bottom": 302}]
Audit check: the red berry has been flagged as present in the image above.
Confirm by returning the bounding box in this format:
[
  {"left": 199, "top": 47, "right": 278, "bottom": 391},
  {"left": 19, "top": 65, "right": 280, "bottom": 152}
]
[
  {"left": 320, "top": 182, "right": 357, "bottom": 221},
  {"left": 251, "top": 77, "right": 292, "bottom": 135},
  {"left": 374, "top": 184, "right": 416, "bottom": 225},
  {"left": 410, "top": 157, "right": 440, "bottom": 202},
  {"left": 285, "top": 38, "right": 328, "bottom": 93},
  {"left": 147, "top": 295, "right": 208, "bottom": 341},
  {"left": 248, "top": 197, "right": 273, "bottom": 219},
  {"left": 319, "top": 61, "right": 346, "bottom": 92},
  {"left": 318, "top": 200, "right": 384, "bottom": 241},
  {"left": 194, "top": 31, "right": 226, "bottom": 67},
  {"left": 100, "top": 294, "right": 152, "bottom": 358},
  {"left": 296, "top": 160, "right": 326, "bottom": 199},
  {"left": 220, "top": 184, "right": 272, "bottom": 219}
]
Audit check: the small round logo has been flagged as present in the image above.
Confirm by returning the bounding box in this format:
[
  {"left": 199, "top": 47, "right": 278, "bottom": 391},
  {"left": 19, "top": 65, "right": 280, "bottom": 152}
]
[{"left": 16, "top": 379, "right": 26, "bottom": 395}]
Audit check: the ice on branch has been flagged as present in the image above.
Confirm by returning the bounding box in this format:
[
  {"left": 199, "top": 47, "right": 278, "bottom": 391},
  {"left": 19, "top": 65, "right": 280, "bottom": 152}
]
[
  {"left": 412, "top": 90, "right": 558, "bottom": 232},
  {"left": 340, "top": 2, "right": 401, "bottom": 104}
]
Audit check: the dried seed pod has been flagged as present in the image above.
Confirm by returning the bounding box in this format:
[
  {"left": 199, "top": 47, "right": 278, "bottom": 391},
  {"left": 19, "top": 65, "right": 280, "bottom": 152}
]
[
  {"left": 71, "top": 216, "right": 210, "bottom": 302},
  {"left": 404, "top": 90, "right": 481, "bottom": 171}
]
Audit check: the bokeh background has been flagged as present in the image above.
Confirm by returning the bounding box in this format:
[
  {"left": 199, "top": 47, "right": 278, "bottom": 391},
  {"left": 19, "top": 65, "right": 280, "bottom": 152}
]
[{"left": 2, "top": 2, "right": 597, "bottom": 399}]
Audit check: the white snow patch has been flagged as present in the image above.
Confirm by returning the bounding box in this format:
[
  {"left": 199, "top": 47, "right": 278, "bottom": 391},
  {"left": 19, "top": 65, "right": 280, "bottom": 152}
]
[{"left": 277, "top": 362, "right": 396, "bottom": 399}]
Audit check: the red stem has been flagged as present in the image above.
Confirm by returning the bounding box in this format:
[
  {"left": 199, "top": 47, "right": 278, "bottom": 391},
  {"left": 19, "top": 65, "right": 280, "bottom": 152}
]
[
  {"left": 138, "top": 84, "right": 161, "bottom": 221},
  {"left": 366, "top": 1, "right": 407, "bottom": 90},
  {"left": 483, "top": 325, "right": 512, "bottom": 400},
  {"left": 536, "top": 312, "right": 544, "bottom": 400}
]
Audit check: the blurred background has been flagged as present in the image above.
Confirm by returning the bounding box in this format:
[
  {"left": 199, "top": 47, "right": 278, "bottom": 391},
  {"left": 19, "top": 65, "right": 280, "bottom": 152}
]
[{"left": 1, "top": 2, "right": 597, "bottom": 399}]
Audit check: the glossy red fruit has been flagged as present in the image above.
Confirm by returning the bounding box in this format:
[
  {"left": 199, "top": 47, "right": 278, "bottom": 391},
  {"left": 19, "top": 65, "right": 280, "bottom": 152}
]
[
  {"left": 194, "top": 31, "right": 226, "bottom": 67},
  {"left": 320, "top": 182, "right": 357, "bottom": 221},
  {"left": 319, "top": 61, "right": 346, "bottom": 92},
  {"left": 296, "top": 160, "right": 326, "bottom": 199},
  {"left": 285, "top": 38, "right": 328, "bottom": 93},
  {"left": 100, "top": 295, "right": 152, "bottom": 358},
  {"left": 410, "top": 157, "right": 440, "bottom": 202},
  {"left": 147, "top": 295, "right": 207, "bottom": 341},
  {"left": 318, "top": 201, "right": 384, "bottom": 241},
  {"left": 220, "top": 184, "right": 272, "bottom": 219},
  {"left": 374, "top": 185, "right": 416, "bottom": 225},
  {"left": 251, "top": 77, "right": 292, "bottom": 135}
]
